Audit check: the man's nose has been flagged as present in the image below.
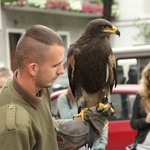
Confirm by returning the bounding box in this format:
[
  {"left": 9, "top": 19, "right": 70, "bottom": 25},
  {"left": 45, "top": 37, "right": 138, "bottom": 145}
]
[{"left": 57, "top": 63, "right": 64, "bottom": 75}]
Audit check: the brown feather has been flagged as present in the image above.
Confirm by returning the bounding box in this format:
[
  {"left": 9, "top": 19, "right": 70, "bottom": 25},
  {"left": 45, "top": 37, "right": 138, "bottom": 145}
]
[{"left": 67, "top": 18, "right": 120, "bottom": 108}]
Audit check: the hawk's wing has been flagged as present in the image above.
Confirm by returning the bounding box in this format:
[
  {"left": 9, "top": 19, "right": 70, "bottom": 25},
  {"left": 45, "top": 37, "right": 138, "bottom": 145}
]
[
  {"left": 67, "top": 45, "right": 81, "bottom": 97},
  {"left": 67, "top": 54, "right": 75, "bottom": 97}
]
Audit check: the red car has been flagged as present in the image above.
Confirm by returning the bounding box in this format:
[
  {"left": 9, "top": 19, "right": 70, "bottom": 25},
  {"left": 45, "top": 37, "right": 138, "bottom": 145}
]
[{"left": 50, "top": 84, "right": 139, "bottom": 150}]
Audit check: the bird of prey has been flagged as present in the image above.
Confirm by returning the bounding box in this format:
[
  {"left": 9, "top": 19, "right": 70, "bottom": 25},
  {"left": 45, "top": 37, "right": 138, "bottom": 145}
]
[{"left": 67, "top": 18, "right": 120, "bottom": 120}]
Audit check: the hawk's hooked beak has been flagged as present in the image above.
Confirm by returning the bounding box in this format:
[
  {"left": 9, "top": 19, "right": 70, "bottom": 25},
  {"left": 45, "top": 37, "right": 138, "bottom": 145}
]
[{"left": 103, "top": 25, "right": 120, "bottom": 37}]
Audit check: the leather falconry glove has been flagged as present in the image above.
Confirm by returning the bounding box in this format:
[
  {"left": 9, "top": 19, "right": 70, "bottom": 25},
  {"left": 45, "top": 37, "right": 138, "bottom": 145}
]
[{"left": 56, "top": 102, "right": 114, "bottom": 150}]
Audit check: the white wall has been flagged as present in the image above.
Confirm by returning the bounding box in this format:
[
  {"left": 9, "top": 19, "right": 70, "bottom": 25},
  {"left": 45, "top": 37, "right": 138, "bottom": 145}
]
[
  {"left": 1, "top": 1, "right": 150, "bottom": 67},
  {"left": 0, "top": 7, "right": 94, "bottom": 68},
  {"left": 110, "top": 0, "right": 150, "bottom": 48}
]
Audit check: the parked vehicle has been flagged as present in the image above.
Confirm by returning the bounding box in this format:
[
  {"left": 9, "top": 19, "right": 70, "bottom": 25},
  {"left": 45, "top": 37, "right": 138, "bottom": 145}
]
[
  {"left": 106, "top": 84, "right": 138, "bottom": 150},
  {"left": 113, "top": 45, "right": 150, "bottom": 84},
  {"left": 50, "top": 84, "right": 139, "bottom": 150}
]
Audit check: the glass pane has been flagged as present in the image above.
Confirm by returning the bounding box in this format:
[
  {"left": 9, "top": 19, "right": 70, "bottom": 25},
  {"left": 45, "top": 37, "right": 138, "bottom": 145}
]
[
  {"left": 109, "top": 93, "right": 136, "bottom": 121},
  {"left": 117, "top": 59, "right": 137, "bottom": 84},
  {"left": 116, "top": 57, "right": 150, "bottom": 84}
]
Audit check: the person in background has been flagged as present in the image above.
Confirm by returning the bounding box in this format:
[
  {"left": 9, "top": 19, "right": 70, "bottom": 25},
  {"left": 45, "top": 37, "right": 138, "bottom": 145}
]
[
  {"left": 57, "top": 87, "right": 108, "bottom": 150},
  {"left": 0, "top": 67, "right": 13, "bottom": 90},
  {"left": 0, "top": 24, "right": 113, "bottom": 150},
  {"left": 130, "top": 62, "right": 150, "bottom": 150}
]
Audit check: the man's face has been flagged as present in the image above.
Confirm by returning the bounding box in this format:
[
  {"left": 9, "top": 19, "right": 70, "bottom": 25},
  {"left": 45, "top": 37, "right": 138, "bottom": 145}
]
[{"left": 35, "top": 45, "right": 65, "bottom": 88}]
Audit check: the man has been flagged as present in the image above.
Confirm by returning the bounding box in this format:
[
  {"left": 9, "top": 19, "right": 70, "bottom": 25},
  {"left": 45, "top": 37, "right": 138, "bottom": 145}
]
[{"left": 0, "top": 25, "right": 112, "bottom": 150}]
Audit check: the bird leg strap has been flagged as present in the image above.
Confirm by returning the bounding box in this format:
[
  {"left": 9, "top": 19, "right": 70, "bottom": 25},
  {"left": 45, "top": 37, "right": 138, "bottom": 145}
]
[
  {"left": 97, "top": 102, "right": 115, "bottom": 116},
  {"left": 56, "top": 103, "right": 113, "bottom": 150}
]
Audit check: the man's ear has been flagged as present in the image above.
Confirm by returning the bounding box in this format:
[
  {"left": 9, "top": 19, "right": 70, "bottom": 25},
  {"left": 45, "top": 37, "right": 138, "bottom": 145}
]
[{"left": 28, "top": 63, "right": 39, "bottom": 76}]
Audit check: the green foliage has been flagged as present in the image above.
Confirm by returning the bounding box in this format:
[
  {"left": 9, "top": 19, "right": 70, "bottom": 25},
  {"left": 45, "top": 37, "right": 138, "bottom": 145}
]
[
  {"left": 134, "top": 22, "right": 150, "bottom": 43},
  {"left": 1, "top": 0, "right": 18, "bottom": 2},
  {"left": 84, "top": 0, "right": 103, "bottom": 4},
  {"left": 111, "top": 0, "right": 119, "bottom": 18}
]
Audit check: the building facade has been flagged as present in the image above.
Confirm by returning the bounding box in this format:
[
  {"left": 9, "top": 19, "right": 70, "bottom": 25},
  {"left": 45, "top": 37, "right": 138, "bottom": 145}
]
[{"left": 1, "top": 0, "right": 150, "bottom": 71}]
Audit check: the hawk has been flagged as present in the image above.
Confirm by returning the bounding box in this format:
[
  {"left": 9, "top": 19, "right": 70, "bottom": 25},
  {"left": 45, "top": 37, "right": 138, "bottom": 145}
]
[{"left": 67, "top": 18, "right": 120, "bottom": 120}]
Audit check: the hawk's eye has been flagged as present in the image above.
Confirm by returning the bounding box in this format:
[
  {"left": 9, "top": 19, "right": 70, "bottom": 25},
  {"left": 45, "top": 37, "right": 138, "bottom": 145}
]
[
  {"left": 101, "top": 25, "right": 106, "bottom": 29},
  {"left": 108, "top": 25, "right": 112, "bottom": 28},
  {"left": 101, "top": 25, "right": 110, "bottom": 29}
]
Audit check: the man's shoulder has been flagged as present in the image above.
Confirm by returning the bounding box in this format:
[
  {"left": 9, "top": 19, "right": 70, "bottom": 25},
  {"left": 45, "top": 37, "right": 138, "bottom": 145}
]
[{"left": 0, "top": 103, "right": 30, "bottom": 133}]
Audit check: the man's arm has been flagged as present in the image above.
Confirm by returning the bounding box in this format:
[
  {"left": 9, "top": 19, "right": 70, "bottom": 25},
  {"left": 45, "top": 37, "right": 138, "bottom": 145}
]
[{"left": 0, "top": 104, "right": 33, "bottom": 150}]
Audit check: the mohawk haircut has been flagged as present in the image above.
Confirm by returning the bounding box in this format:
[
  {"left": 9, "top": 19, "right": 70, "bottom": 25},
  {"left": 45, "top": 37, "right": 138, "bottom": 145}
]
[{"left": 15, "top": 25, "right": 64, "bottom": 70}]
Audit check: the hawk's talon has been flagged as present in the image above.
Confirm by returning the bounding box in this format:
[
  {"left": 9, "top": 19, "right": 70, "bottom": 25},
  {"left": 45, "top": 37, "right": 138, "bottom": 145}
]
[
  {"left": 98, "top": 102, "right": 115, "bottom": 113},
  {"left": 73, "top": 108, "right": 89, "bottom": 122}
]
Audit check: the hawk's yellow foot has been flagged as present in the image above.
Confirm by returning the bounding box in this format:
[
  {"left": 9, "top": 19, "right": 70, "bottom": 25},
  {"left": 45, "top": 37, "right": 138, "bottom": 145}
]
[
  {"left": 98, "top": 102, "right": 115, "bottom": 113},
  {"left": 73, "top": 108, "right": 88, "bottom": 122}
]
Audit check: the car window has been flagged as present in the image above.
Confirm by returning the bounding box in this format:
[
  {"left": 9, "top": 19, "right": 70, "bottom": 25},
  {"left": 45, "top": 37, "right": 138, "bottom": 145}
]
[
  {"left": 116, "top": 57, "right": 150, "bottom": 84},
  {"left": 109, "top": 92, "right": 136, "bottom": 121}
]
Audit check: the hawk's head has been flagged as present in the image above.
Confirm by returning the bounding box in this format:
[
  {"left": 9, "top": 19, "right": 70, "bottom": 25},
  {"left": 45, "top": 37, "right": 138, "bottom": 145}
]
[{"left": 86, "top": 18, "right": 120, "bottom": 38}]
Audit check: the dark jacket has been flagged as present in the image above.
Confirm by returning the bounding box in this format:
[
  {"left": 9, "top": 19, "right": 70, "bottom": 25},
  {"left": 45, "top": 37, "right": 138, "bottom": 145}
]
[{"left": 130, "top": 93, "right": 150, "bottom": 143}]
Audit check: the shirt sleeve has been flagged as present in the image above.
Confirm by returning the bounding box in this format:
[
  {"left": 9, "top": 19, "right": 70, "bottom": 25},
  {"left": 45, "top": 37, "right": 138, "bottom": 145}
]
[
  {"left": 57, "top": 94, "right": 78, "bottom": 119},
  {"left": 130, "top": 93, "right": 149, "bottom": 130},
  {"left": 93, "top": 125, "right": 108, "bottom": 150},
  {"left": 0, "top": 130, "right": 31, "bottom": 150},
  {"left": 0, "top": 103, "right": 35, "bottom": 150}
]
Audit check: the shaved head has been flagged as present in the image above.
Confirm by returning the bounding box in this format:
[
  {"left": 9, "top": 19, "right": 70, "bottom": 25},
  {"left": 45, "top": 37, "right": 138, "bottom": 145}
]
[{"left": 16, "top": 25, "right": 64, "bottom": 70}]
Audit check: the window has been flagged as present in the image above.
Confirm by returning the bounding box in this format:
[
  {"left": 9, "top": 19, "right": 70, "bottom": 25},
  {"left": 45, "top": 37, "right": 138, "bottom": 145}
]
[
  {"left": 57, "top": 31, "right": 70, "bottom": 64},
  {"left": 116, "top": 57, "right": 150, "bottom": 84},
  {"left": 6, "top": 28, "right": 25, "bottom": 71},
  {"left": 109, "top": 92, "right": 136, "bottom": 121}
]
